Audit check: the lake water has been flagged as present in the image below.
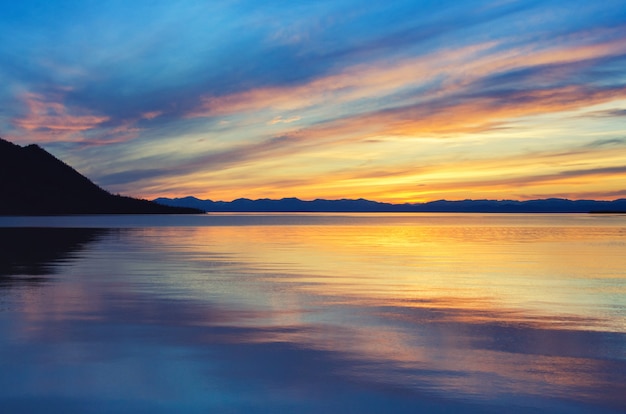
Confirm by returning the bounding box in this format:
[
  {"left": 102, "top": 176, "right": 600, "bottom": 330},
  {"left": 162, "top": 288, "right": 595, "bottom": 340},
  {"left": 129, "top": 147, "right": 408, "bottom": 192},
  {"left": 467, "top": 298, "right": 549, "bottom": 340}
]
[{"left": 1, "top": 213, "right": 625, "bottom": 413}]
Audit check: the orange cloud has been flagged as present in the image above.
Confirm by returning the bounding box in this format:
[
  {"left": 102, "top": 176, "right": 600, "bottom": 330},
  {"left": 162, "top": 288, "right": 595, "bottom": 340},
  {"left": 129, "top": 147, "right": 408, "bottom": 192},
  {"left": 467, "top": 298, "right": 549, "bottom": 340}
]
[
  {"left": 12, "top": 92, "right": 109, "bottom": 142},
  {"left": 365, "top": 85, "right": 626, "bottom": 138},
  {"left": 141, "top": 110, "right": 163, "bottom": 120},
  {"left": 187, "top": 42, "right": 499, "bottom": 119},
  {"left": 268, "top": 115, "right": 301, "bottom": 125},
  {"left": 187, "top": 32, "right": 626, "bottom": 128}
]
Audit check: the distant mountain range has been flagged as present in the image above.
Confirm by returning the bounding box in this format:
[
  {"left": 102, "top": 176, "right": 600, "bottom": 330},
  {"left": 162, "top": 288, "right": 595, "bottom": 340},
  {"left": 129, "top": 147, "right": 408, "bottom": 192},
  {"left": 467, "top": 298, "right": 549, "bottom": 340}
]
[
  {"left": 155, "top": 196, "right": 626, "bottom": 213},
  {"left": 0, "top": 138, "right": 202, "bottom": 215}
]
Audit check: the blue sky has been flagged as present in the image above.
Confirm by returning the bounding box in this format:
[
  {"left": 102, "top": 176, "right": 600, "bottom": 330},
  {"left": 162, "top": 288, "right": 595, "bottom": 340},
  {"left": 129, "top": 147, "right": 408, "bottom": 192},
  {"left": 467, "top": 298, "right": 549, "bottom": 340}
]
[{"left": 2, "top": 0, "right": 626, "bottom": 201}]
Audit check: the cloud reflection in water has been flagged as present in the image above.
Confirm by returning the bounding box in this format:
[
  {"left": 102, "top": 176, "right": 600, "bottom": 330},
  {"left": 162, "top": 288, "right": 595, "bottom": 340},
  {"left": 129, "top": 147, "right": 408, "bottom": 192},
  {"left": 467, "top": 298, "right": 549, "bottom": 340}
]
[{"left": 0, "top": 216, "right": 625, "bottom": 413}]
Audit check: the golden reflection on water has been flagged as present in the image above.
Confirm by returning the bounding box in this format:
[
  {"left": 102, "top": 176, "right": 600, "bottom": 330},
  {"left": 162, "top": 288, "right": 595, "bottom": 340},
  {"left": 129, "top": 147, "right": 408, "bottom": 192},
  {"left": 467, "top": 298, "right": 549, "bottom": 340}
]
[
  {"left": 2, "top": 216, "right": 626, "bottom": 412},
  {"left": 229, "top": 219, "right": 622, "bottom": 407},
  {"left": 140, "top": 216, "right": 626, "bottom": 333}
]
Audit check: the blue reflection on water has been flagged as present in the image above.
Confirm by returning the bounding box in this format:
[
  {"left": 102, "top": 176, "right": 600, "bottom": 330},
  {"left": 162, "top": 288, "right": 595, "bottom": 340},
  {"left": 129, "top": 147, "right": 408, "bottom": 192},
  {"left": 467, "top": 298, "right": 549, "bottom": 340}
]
[{"left": 0, "top": 217, "right": 625, "bottom": 413}]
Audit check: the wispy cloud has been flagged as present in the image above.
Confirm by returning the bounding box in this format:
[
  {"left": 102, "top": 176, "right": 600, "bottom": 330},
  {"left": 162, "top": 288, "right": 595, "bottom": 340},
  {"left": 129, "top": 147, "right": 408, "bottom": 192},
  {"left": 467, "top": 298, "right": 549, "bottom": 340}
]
[
  {"left": 268, "top": 116, "right": 301, "bottom": 125},
  {"left": 12, "top": 92, "right": 108, "bottom": 141},
  {"left": 184, "top": 31, "right": 626, "bottom": 142},
  {"left": 583, "top": 109, "right": 626, "bottom": 118}
]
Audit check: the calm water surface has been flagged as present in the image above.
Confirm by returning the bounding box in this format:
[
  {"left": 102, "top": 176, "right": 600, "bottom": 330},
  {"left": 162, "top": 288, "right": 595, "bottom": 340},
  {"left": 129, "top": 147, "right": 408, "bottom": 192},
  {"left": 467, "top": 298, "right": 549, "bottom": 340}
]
[{"left": 1, "top": 213, "right": 625, "bottom": 413}]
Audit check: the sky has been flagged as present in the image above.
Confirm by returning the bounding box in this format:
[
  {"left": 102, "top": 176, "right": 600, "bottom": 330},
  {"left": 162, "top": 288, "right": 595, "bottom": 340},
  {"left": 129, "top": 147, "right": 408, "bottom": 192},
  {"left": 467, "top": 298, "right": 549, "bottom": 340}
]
[{"left": 1, "top": 0, "right": 626, "bottom": 203}]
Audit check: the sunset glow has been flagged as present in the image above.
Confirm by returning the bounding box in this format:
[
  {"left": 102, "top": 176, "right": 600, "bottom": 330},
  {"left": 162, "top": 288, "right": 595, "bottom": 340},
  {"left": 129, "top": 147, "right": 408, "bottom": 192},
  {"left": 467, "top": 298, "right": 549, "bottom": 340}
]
[{"left": 2, "top": 1, "right": 625, "bottom": 201}]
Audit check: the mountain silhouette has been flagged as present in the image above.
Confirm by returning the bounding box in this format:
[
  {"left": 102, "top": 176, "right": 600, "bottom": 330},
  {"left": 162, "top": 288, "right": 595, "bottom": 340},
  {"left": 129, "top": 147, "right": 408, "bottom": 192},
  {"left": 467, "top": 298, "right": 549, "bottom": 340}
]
[
  {"left": 155, "top": 196, "right": 626, "bottom": 213},
  {"left": 0, "top": 137, "right": 202, "bottom": 215}
]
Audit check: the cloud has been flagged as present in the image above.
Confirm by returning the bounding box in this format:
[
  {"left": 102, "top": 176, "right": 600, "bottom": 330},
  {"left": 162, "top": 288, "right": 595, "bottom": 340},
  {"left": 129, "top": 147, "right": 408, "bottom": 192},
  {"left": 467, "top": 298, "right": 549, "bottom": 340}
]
[
  {"left": 268, "top": 116, "right": 301, "bottom": 125},
  {"left": 96, "top": 135, "right": 303, "bottom": 187},
  {"left": 12, "top": 92, "right": 108, "bottom": 141},
  {"left": 394, "top": 146, "right": 626, "bottom": 201},
  {"left": 184, "top": 41, "right": 498, "bottom": 120},
  {"left": 183, "top": 27, "right": 626, "bottom": 142},
  {"left": 6, "top": 90, "right": 148, "bottom": 148},
  {"left": 141, "top": 111, "right": 163, "bottom": 120},
  {"left": 277, "top": 83, "right": 626, "bottom": 146},
  {"left": 582, "top": 138, "right": 626, "bottom": 148},
  {"left": 584, "top": 108, "right": 626, "bottom": 118}
]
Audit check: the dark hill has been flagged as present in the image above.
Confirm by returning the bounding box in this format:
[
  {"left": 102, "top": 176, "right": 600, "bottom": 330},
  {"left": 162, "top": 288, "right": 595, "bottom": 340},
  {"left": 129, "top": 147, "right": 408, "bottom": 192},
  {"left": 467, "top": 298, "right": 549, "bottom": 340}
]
[{"left": 0, "top": 137, "right": 203, "bottom": 215}]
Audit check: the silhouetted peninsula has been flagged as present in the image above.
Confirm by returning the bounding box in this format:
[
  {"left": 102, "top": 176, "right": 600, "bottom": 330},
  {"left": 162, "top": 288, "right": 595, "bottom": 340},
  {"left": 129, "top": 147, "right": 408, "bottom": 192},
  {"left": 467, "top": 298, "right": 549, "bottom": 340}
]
[{"left": 0, "top": 138, "right": 202, "bottom": 215}]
